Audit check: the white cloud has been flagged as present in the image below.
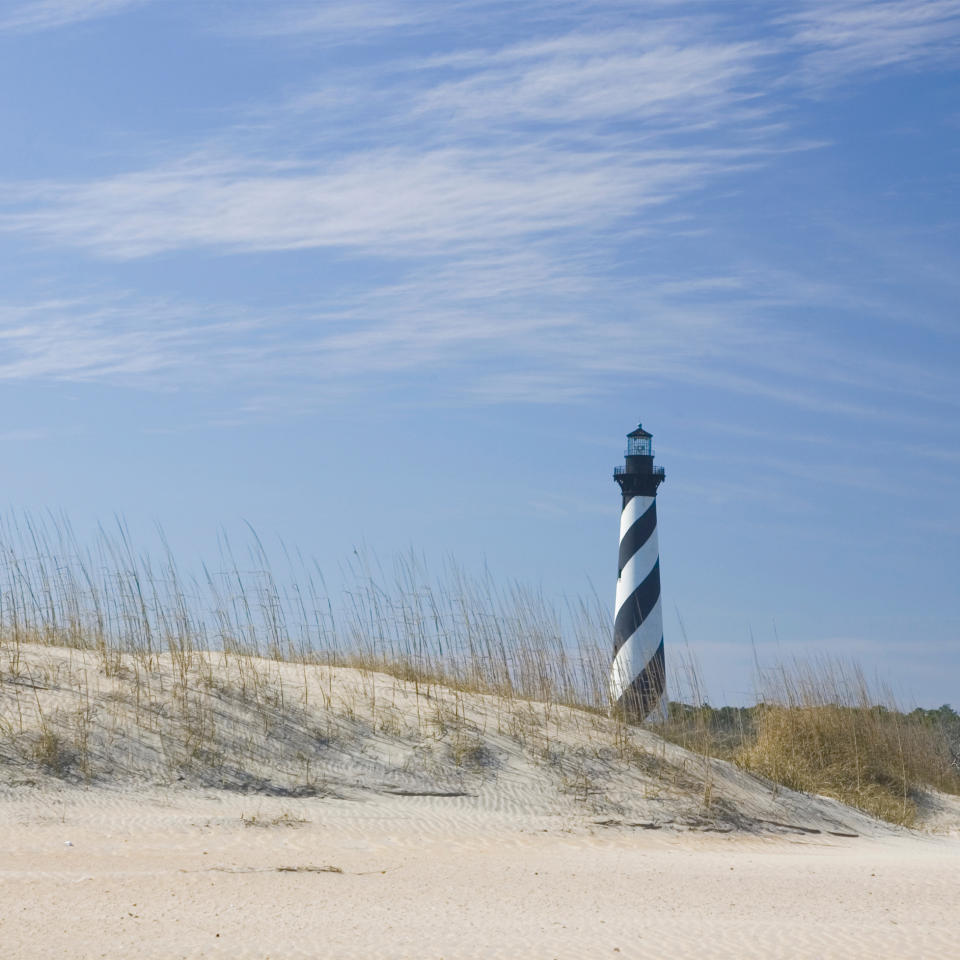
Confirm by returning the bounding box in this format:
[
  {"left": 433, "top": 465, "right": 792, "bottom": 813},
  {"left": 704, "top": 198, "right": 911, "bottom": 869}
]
[
  {"left": 0, "top": 0, "right": 957, "bottom": 426},
  {"left": 2, "top": 255, "right": 954, "bottom": 435},
  {"left": 234, "top": 1, "right": 704, "bottom": 42},
  {"left": 0, "top": 296, "right": 264, "bottom": 384},
  {"left": 233, "top": 0, "right": 438, "bottom": 39},
  {"left": 0, "top": 146, "right": 729, "bottom": 259},
  {"left": 0, "top": 20, "right": 777, "bottom": 258},
  {"left": 788, "top": 0, "right": 960, "bottom": 85},
  {"left": 0, "top": 0, "right": 146, "bottom": 32},
  {"left": 413, "top": 29, "right": 771, "bottom": 128}
]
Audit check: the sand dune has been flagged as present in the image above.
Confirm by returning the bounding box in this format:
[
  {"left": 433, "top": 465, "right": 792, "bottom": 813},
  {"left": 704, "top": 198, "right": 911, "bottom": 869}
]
[{"left": 1, "top": 644, "right": 958, "bottom": 958}]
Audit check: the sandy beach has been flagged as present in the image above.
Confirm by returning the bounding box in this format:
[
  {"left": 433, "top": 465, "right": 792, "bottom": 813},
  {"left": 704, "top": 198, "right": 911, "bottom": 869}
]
[
  {"left": 1, "top": 644, "right": 958, "bottom": 959},
  {"left": 1, "top": 784, "right": 959, "bottom": 959}
]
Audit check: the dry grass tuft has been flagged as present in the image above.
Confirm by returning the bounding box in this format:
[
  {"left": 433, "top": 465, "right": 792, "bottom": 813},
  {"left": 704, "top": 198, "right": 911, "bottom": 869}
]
[{"left": 736, "top": 658, "right": 960, "bottom": 827}]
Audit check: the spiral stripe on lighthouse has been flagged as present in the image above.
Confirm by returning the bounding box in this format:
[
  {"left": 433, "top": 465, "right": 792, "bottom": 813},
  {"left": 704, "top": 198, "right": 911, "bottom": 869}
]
[
  {"left": 610, "top": 495, "right": 665, "bottom": 717},
  {"left": 611, "top": 598, "right": 663, "bottom": 700},
  {"left": 618, "top": 497, "right": 658, "bottom": 573}
]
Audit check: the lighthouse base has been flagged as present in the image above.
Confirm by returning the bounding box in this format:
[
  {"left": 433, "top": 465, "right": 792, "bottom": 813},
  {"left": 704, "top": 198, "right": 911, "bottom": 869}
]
[{"left": 611, "top": 639, "right": 665, "bottom": 724}]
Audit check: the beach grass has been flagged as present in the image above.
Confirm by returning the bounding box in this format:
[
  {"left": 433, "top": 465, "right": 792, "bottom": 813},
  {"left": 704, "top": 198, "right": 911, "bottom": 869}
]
[
  {"left": 735, "top": 658, "right": 960, "bottom": 826},
  {"left": 0, "top": 512, "right": 956, "bottom": 826}
]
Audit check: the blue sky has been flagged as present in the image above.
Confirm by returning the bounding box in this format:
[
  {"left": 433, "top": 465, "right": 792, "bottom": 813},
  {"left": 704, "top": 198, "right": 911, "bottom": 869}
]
[{"left": 0, "top": 0, "right": 957, "bottom": 705}]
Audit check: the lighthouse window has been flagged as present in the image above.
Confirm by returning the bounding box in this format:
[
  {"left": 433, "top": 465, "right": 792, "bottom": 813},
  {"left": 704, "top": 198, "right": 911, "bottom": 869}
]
[{"left": 628, "top": 437, "right": 651, "bottom": 456}]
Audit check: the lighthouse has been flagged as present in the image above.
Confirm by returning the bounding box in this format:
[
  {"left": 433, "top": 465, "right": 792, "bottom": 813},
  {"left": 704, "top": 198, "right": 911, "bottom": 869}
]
[{"left": 611, "top": 422, "right": 666, "bottom": 722}]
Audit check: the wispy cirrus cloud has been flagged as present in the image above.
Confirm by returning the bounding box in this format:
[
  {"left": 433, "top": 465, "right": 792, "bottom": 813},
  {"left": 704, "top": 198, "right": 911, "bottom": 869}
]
[
  {"left": 2, "top": 251, "right": 956, "bottom": 435},
  {"left": 0, "top": 296, "right": 264, "bottom": 384},
  {"left": 0, "top": 19, "right": 777, "bottom": 258},
  {"left": 0, "top": 10, "right": 798, "bottom": 411},
  {"left": 788, "top": 0, "right": 960, "bottom": 85},
  {"left": 0, "top": 0, "right": 957, "bottom": 427},
  {"left": 0, "top": 0, "right": 147, "bottom": 32},
  {"left": 413, "top": 29, "right": 772, "bottom": 129},
  {"left": 244, "top": 0, "right": 960, "bottom": 89},
  {"left": 233, "top": 0, "right": 441, "bottom": 39},
  {"left": 233, "top": 1, "right": 717, "bottom": 43},
  {"left": 0, "top": 145, "right": 739, "bottom": 259}
]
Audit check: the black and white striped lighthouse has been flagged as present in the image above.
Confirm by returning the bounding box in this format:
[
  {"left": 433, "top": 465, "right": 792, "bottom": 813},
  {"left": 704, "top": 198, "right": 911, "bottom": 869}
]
[{"left": 611, "top": 422, "right": 666, "bottom": 722}]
